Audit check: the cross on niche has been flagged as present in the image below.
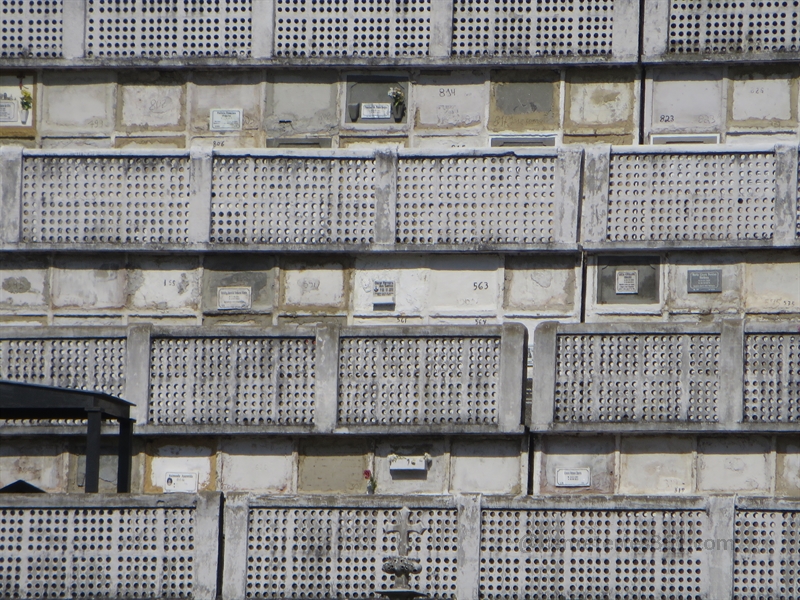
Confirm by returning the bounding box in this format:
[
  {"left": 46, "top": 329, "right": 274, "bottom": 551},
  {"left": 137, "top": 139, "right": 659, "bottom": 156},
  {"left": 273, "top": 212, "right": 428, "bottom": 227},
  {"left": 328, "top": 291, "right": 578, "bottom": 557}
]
[{"left": 387, "top": 506, "right": 426, "bottom": 557}]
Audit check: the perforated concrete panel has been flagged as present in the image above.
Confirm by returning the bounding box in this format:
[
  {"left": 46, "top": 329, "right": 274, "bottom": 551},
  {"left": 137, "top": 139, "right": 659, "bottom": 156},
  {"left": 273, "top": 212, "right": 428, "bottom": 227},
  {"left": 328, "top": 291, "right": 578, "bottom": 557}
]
[
  {"left": 0, "top": 0, "right": 62, "bottom": 57},
  {"left": 480, "top": 509, "right": 710, "bottom": 599},
  {"left": 0, "top": 338, "right": 126, "bottom": 395},
  {"left": 21, "top": 155, "right": 192, "bottom": 245},
  {"left": 744, "top": 334, "right": 800, "bottom": 422},
  {"left": 452, "top": 0, "right": 614, "bottom": 56},
  {"left": 668, "top": 1, "right": 800, "bottom": 55},
  {"left": 0, "top": 505, "right": 197, "bottom": 598},
  {"left": 554, "top": 333, "right": 720, "bottom": 422},
  {"left": 148, "top": 336, "right": 316, "bottom": 426},
  {"left": 211, "top": 156, "right": 376, "bottom": 245},
  {"left": 245, "top": 507, "right": 457, "bottom": 598},
  {"left": 734, "top": 510, "right": 800, "bottom": 599},
  {"left": 607, "top": 152, "right": 775, "bottom": 242},
  {"left": 274, "top": 0, "right": 432, "bottom": 57},
  {"left": 337, "top": 336, "right": 500, "bottom": 425},
  {"left": 396, "top": 156, "right": 556, "bottom": 245},
  {"left": 85, "top": 0, "right": 252, "bottom": 57}
]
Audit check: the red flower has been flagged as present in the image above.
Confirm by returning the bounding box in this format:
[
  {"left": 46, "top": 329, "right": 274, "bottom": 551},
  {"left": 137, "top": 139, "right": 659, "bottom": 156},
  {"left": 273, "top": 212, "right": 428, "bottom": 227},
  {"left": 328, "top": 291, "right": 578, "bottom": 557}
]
[{"left": 363, "top": 469, "right": 372, "bottom": 479}]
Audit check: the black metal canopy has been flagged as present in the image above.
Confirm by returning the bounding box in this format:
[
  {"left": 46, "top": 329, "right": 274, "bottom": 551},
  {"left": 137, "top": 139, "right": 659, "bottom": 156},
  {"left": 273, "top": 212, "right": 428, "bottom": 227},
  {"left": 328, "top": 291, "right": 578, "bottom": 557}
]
[{"left": 0, "top": 381, "right": 134, "bottom": 493}]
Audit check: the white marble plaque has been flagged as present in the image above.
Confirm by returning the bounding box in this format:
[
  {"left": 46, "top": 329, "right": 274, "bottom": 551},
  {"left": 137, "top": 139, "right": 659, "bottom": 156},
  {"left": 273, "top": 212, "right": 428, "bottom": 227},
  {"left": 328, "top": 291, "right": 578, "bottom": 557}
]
[
  {"left": 0, "top": 100, "right": 17, "bottom": 122},
  {"left": 615, "top": 269, "right": 639, "bottom": 294},
  {"left": 210, "top": 108, "right": 243, "bottom": 131},
  {"left": 217, "top": 286, "right": 252, "bottom": 310},
  {"left": 360, "top": 103, "right": 392, "bottom": 120},
  {"left": 373, "top": 280, "right": 396, "bottom": 303},
  {"left": 556, "top": 468, "right": 591, "bottom": 487},
  {"left": 164, "top": 472, "right": 198, "bottom": 493},
  {"left": 388, "top": 455, "right": 428, "bottom": 472}
]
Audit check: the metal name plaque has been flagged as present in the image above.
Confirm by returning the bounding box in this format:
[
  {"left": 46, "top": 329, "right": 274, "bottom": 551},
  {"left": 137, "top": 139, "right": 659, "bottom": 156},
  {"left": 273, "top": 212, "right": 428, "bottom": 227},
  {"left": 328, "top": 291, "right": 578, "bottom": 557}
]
[
  {"left": 210, "top": 108, "right": 243, "bottom": 131},
  {"left": 688, "top": 269, "right": 722, "bottom": 293},
  {"left": 360, "top": 102, "right": 392, "bottom": 120},
  {"left": 217, "top": 286, "right": 252, "bottom": 310},
  {"left": 615, "top": 269, "right": 639, "bottom": 294},
  {"left": 556, "top": 468, "right": 591, "bottom": 487}
]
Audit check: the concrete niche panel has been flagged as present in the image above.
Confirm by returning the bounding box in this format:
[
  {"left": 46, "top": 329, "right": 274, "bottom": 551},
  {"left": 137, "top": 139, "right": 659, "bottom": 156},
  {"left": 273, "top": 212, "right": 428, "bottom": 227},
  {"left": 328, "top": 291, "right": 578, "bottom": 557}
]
[
  {"left": 0, "top": 439, "right": 67, "bottom": 492},
  {"left": 650, "top": 68, "right": 723, "bottom": 134},
  {"left": 729, "top": 69, "right": 795, "bottom": 126},
  {"left": 666, "top": 255, "right": 742, "bottom": 314},
  {"left": 697, "top": 436, "right": 771, "bottom": 493},
  {"left": 298, "top": 439, "right": 371, "bottom": 494},
  {"left": 146, "top": 442, "right": 216, "bottom": 493},
  {"left": 744, "top": 256, "right": 800, "bottom": 313},
  {"left": 428, "top": 255, "right": 501, "bottom": 315},
  {"left": 489, "top": 70, "right": 560, "bottom": 132},
  {"left": 504, "top": 255, "right": 578, "bottom": 315},
  {"left": 540, "top": 436, "right": 615, "bottom": 495},
  {"left": 282, "top": 262, "right": 346, "bottom": 310},
  {"left": 188, "top": 71, "right": 263, "bottom": 134},
  {"left": 450, "top": 439, "right": 521, "bottom": 494},
  {"left": 219, "top": 438, "right": 294, "bottom": 493},
  {"left": 565, "top": 69, "right": 635, "bottom": 134},
  {"left": 619, "top": 436, "right": 693, "bottom": 495},
  {"left": 374, "top": 438, "right": 446, "bottom": 495},
  {"left": 127, "top": 256, "right": 200, "bottom": 312},
  {"left": 202, "top": 255, "right": 275, "bottom": 314},
  {"left": 118, "top": 71, "right": 185, "bottom": 131},
  {"left": 776, "top": 437, "right": 800, "bottom": 497},
  {"left": 51, "top": 255, "right": 127, "bottom": 309},
  {"left": 353, "top": 255, "right": 427, "bottom": 316},
  {"left": 345, "top": 76, "right": 408, "bottom": 125},
  {"left": 41, "top": 71, "right": 117, "bottom": 135},
  {"left": 0, "top": 255, "right": 49, "bottom": 309},
  {"left": 413, "top": 71, "right": 486, "bottom": 130},
  {"left": 266, "top": 71, "right": 339, "bottom": 136},
  {"left": 597, "top": 256, "right": 660, "bottom": 305}
]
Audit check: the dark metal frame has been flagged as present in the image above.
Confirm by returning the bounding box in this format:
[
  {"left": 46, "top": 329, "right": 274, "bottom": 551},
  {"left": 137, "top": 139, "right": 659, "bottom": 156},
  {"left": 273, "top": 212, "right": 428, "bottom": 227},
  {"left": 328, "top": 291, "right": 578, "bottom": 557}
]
[{"left": 0, "top": 381, "right": 134, "bottom": 493}]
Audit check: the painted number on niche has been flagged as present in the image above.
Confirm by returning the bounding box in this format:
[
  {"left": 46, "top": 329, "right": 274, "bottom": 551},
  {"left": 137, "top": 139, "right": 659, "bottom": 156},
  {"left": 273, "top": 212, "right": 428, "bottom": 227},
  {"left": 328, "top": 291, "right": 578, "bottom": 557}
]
[
  {"left": 659, "top": 115, "right": 675, "bottom": 123},
  {"left": 473, "top": 281, "right": 489, "bottom": 291},
  {"left": 474, "top": 317, "right": 487, "bottom": 325},
  {"left": 439, "top": 88, "right": 456, "bottom": 97},
  {"left": 750, "top": 87, "right": 765, "bottom": 94}
]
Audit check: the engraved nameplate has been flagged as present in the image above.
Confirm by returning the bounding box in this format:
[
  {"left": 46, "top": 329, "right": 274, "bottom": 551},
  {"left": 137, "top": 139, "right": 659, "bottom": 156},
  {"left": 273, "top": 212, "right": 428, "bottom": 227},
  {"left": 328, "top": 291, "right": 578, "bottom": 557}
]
[
  {"left": 217, "top": 286, "right": 252, "bottom": 310},
  {"left": 210, "top": 108, "right": 243, "bottom": 131},
  {"left": 555, "top": 468, "right": 591, "bottom": 487},
  {"left": 360, "top": 103, "right": 392, "bottom": 120},
  {"left": 688, "top": 269, "right": 722, "bottom": 293},
  {"left": 615, "top": 269, "right": 639, "bottom": 294}
]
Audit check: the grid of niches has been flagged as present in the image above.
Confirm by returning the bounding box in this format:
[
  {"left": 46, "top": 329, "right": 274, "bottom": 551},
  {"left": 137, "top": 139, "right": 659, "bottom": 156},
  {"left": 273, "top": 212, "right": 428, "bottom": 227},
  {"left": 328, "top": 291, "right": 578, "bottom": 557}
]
[
  {"left": 396, "top": 156, "right": 556, "bottom": 245},
  {"left": 744, "top": 334, "right": 800, "bottom": 422},
  {"left": 607, "top": 153, "right": 775, "bottom": 242},
  {"left": 21, "top": 156, "right": 191, "bottom": 245},
  {"left": 148, "top": 337, "right": 316, "bottom": 426},
  {"left": 0, "top": 0, "right": 62, "bottom": 57},
  {"left": 85, "top": 0, "right": 251, "bottom": 57},
  {"left": 734, "top": 510, "right": 800, "bottom": 599},
  {"left": 274, "top": 0, "right": 431, "bottom": 57},
  {"left": 452, "top": 0, "right": 613, "bottom": 56},
  {"left": 0, "top": 338, "right": 126, "bottom": 395},
  {"left": 337, "top": 336, "right": 500, "bottom": 425},
  {"left": 0, "top": 507, "right": 195, "bottom": 599},
  {"left": 480, "top": 509, "right": 708, "bottom": 599},
  {"left": 246, "top": 507, "right": 457, "bottom": 599},
  {"left": 211, "top": 156, "right": 376, "bottom": 245},
  {"left": 668, "top": 1, "right": 800, "bottom": 54},
  {"left": 554, "top": 334, "right": 720, "bottom": 422}
]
